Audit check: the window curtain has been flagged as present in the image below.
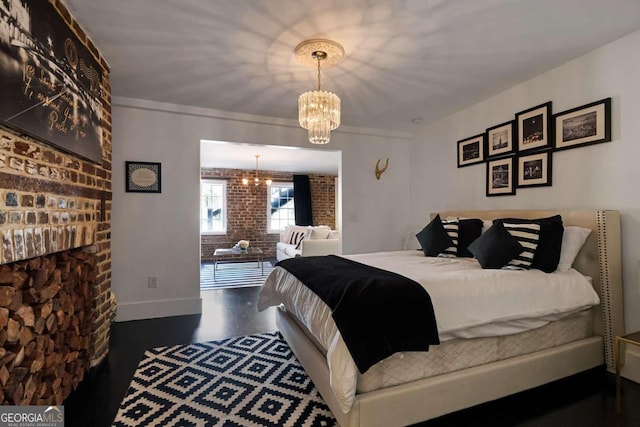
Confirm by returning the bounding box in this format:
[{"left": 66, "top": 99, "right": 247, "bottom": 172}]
[{"left": 293, "top": 174, "right": 313, "bottom": 226}]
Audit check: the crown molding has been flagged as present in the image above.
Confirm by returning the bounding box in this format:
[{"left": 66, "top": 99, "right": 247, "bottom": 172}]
[{"left": 111, "top": 97, "right": 412, "bottom": 140}]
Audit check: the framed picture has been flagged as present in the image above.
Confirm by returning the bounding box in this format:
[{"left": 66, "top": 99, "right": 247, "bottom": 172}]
[
  {"left": 0, "top": 2, "right": 104, "bottom": 164},
  {"left": 517, "top": 151, "right": 552, "bottom": 188},
  {"left": 486, "top": 121, "right": 514, "bottom": 158},
  {"left": 126, "top": 161, "right": 162, "bottom": 193},
  {"left": 516, "top": 101, "right": 553, "bottom": 152},
  {"left": 486, "top": 157, "right": 516, "bottom": 197},
  {"left": 554, "top": 98, "right": 611, "bottom": 151},
  {"left": 457, "top": 133, "right": 485, "bottom": 167}
]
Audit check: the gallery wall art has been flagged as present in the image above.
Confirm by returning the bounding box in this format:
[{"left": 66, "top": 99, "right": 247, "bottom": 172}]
[
  {"left": 554, "top": 98, "right": 611, "bottom": 151},
  {"left": 456, "top": 97, "right": 611, "bottom": 197}
]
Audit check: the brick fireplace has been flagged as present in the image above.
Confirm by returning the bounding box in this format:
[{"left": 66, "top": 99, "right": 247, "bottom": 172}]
[{"left": 0, "top": 0, "right": 112, "bottom": 404}]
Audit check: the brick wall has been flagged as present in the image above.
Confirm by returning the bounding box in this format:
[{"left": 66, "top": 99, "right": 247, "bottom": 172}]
[
  {"left": 0, "top": 0, "right": 112, "bottom": 370},
  {"left": 308, "top": 173, "right": 337, "bottom": 228},
  {"left": 201, "top": 168, "right": 336, "bottom": 260}
]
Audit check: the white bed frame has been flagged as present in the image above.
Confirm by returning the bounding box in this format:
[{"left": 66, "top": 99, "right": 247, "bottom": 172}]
[{"left": 276, "top": 210, "right": 624, "bottom": 427}]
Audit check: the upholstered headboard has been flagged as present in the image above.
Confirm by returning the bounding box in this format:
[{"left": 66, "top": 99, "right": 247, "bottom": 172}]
[{"left": 432, "top": 210, "right": 624, "bottom": 369}]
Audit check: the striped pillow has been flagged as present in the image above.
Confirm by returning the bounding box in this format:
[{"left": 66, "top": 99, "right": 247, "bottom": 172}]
[
  {"left": 501, "top": 222, "right": 541, "bottom": 270},
  {"left": 288, "top": 230, "right": 307, "bottom": 250},
  {"left": 438, "top": 219, "right": 459, "bottom": 258}
]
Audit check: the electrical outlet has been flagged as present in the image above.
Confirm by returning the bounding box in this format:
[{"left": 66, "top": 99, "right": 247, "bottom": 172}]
[{"left": 148, "top": 276, "right": 158, "bottom": 288}]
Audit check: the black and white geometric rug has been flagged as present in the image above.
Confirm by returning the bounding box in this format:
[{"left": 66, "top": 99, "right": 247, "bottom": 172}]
[
  {"left": 200, "top": 262, "right": 274, "bottom": 290},
  {"left": 113, "top": 332, "right": 337, "bottom": 426}
]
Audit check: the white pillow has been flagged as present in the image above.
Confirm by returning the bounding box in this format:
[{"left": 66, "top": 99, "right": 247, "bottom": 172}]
[
  {"left": 309, "top": 226, "right": 331, "bottom": 239},
  {"left": 556, "top": 226, "right": 592, "bottom": 272},
  {"left": 405, "top": 225, "right": 424, "bottom": 250}
]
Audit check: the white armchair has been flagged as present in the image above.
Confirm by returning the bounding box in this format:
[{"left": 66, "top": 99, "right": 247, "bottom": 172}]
[{"left": 276, "top": 225, "right": 341, "bottom": 261}]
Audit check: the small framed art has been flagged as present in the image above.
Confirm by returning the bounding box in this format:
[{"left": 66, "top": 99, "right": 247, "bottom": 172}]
[
  {"left": 457, "top": 133, "right": 485, "bottom": 167},
  {"left": 126, "top": 161, "right": 162, "bottom": 193},
  {"left": 517, "top": 151, "right": 552, "bottom": 188},
  {"left": 486, "top": 121, "right": 514, "bottom": 158},
  {"left": 486, "top": 157, "right": 515, "bottom": 197},
  {"left": 554, "top": 97, "right": 611, "bottom": 151},
  {"left": 516, "top": 101, "right": 553, "bottom": 152}
]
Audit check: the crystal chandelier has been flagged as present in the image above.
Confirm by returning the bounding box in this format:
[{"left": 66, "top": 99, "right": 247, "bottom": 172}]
[
  {"left": 242, "top": 155, "right": 272, "bottom": 186},
  {"left": 295, "top": 39, "right": 344, "bottom": 144}
]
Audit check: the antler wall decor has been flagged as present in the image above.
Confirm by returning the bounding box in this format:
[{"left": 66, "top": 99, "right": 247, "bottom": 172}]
[{"left": 375, "top": 158, "right": 389, "bottom": 180}]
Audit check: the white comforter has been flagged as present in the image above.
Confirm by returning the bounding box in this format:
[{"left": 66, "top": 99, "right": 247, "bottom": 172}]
[{"left": 257, "top": 250, "right": 600, "bottom": 412}]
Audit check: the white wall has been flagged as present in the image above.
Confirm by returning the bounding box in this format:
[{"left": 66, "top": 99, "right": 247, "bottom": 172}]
[
  {"left": 111, "top": 99, "right": 411, "bottom": 321},
  {"left": 409, "top": 30, "right": 640, "bottom": 337}
]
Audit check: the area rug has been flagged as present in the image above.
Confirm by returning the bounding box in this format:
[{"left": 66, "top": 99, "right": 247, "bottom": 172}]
[
  {"left": 112, "top": 332, "right": 337, "bottom": 426},
  {"left": 200, "top": 262, "right": 274, "bottom": 290}
]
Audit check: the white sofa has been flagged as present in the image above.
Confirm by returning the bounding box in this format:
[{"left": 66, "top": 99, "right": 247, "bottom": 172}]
[{"left": 276, "top": 225, "right": 341, "bottom": 261}]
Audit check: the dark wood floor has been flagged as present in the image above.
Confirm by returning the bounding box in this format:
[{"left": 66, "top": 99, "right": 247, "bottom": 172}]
[{"left": 64, "top": 286, "right": 640, "bottom": 427}]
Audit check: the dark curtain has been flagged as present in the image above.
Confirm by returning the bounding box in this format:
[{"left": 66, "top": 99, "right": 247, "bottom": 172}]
[{"left": 293, "top": 174, "right": 313, "bottom": 226}]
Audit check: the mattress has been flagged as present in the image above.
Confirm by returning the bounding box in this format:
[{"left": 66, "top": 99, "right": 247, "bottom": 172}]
[
  {"left": 257, "top": 250, "right": 600, "bottom": 412},
  {"left": 357, "top": 309, "right": 592, "bottom": 393}
]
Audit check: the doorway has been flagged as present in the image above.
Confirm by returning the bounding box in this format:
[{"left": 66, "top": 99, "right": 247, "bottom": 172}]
[{"left": 199, "top": 140, "right": 341, "bottom": 289}]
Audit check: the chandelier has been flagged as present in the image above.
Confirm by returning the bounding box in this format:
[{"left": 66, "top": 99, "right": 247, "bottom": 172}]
[
  {"left": 295, "top": 39, "right": 344, "bottom": 145},
  {"left": 242, "top": 155, "right": 272, "bottom": 186}
]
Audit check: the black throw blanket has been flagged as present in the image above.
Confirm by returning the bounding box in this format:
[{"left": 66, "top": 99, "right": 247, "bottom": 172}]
[{"left": 276, "top": 255, "right": 440, "bottom": 373}]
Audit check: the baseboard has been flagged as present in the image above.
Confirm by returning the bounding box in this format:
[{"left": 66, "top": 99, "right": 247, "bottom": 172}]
[
  {"left": 622, "top": 344, "right": 640, "bottom": 384},
  {"left": 115, "top": 297, "right": 202, "bottom": 321}
]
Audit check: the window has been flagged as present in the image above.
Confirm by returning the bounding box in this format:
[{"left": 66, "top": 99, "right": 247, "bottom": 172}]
[
  {"left": 201, "top": 180, "right": 226, "bottom": 233},
  {"left": 268, "top": 182, "right": 295, "bottom": 232}
]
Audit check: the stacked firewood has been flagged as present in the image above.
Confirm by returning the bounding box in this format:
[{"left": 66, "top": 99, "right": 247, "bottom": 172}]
[{"left": 0, "top": 249, "right": 96, "bottom": 405}]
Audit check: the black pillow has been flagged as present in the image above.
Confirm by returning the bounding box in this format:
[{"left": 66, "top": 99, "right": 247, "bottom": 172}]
[
  {"left": 468, "top": 222, "right": 524, "bottom": 269},
  {"left": 457, "top": 219, "right": 484, "bottom": 258},
  {"left": 415, "top": 215, "right": 454, "bottom": 257},
  {"left": 493, "top": 215, "right": 563, "bottom": 272}
]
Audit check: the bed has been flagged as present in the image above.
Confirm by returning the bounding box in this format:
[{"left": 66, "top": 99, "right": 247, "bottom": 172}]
[{"left": 257, "top": 210, "right": 624, "bottom": 427}]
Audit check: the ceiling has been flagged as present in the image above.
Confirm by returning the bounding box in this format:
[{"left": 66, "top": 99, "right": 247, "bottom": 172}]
[
  {"left": 200, "top": 141, "right": 341, "bottom": 174},
  {"left": 66, "top": 0, "right": 640, "bottom": 171}
]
